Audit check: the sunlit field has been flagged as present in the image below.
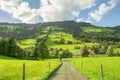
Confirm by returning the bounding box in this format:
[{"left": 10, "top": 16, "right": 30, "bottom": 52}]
[
  {"left": 0, "top": 58, "right": 61, "bottom": 80},
  {"left": 70, "top": 57, "right": 120, "bottom": 80},
  {"left": 17, "top": 39, "right": 36, "bottom": 49}
]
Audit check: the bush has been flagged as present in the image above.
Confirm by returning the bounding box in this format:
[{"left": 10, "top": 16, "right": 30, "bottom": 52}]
[
  {"left": 67, "top": 40, "right": 73, "bottom": 44},
  {"left": 59, "top": 38, "right": 65, "bottom": 44},
  {"left": 54, "top": 40, "right": 59, "bottom": 44},
  {"left": 80, "top": 45, "right": 89, "bottom": 57}
]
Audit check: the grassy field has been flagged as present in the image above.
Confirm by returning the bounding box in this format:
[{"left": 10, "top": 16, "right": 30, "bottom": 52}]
[
  {"left": 0, "top": 57, "right": 61, "bottom": 80},
  {"left": 49, "top": 43, "right": 97, "bottom": 53},
  {"left": 82, "top": 27, "right": 102, "bottom": 33},
  {"left": 82, "top": 26, "right": 113, "bottom": 33},
  {"left": 69, "top": 57, "right": 120, "bottom": 80},
  {"left": 46, "top": 31, "right": 76, "bottom": 46},
  {"left": 46, "top": 30, "right": 98, "bottom": 53},
  {"left": 17, "top": 39, "right": 36, "bottom": 49}
]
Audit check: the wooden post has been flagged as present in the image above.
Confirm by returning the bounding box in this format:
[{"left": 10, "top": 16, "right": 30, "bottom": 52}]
[
  {"left": 49, "top": 62, "right": 50, "bottom": 71},
  {"left": 23, "top": 63, "right": 25, "bottom": 80},
  {"left": 100, "top": 64, "right": 104, "bottom": 80}
]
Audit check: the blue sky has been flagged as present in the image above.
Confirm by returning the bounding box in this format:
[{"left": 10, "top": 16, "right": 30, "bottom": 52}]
[{"left": 0, "top": 0, "right": 120, "bottom": 27}]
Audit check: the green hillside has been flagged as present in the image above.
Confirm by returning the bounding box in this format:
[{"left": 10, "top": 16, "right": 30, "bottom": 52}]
[
  {"left": 17, "top": 39, "right": 36, "bottom": 49},
  {"left": 0, "top": 21, "right": 120, "bottom": 59}
]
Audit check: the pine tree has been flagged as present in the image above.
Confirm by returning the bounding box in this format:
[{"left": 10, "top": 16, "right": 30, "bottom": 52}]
[
  {"left": 80, "top": 45, "right": 89, "bottom": 57},
  {"left": 33, "top": 42, "right": 49, "bottom": 60}
]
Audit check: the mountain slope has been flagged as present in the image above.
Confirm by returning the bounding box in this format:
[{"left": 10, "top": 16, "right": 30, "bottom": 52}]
[{"left": 0, "top": 21, "right": 120, "bottom": 42}]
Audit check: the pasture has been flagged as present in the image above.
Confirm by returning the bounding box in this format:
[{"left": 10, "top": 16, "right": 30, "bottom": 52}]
[
  {"left": 17, "top": 39, "right": 36, "bottom": 49},
  {"left": 70, "top": 57, "right": 120, "bottom": 80},
  {"left": 0, "top": 58, "right": 61, "bottom": 80},
  {"left": 46, "top": 30, "right": 98, "bottom": 53}
]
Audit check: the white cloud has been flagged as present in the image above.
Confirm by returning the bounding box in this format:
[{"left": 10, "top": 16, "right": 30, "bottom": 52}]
[
  {"left": 12, "top": 2, "right": 41, "bottom": 23},
  {"left": 39, "top": 0, "right": 97, "bottom": 22},
  {"left": 0, "top": 0, "right": 41, "bottom": 23},
  {"left": 0, "top": 0, "right": 97, "bottom": 23},
  {"left": 89, "top": 0, "right": 119, "bottom": 22},
  {"left": 76, "top": 18, "right": 84, "bottom": 22}
]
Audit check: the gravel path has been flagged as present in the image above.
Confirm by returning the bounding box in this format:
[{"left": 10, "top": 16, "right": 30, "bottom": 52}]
[{"left": 49, "top": 62, "right": 87, "bottom": 80}]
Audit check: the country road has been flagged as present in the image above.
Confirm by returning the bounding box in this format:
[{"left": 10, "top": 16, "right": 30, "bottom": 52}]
[{"left": 49, "top": 62, "right": 87, "bottom": 80}]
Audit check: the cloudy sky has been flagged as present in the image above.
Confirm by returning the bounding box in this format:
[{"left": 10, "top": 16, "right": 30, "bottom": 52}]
[{"left": 0, "top": 0, "right": 120, "bottom": 27}]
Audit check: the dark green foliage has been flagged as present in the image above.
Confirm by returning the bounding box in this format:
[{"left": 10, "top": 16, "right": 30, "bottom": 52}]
[
  {"left": 0, "top": 38, "right": 23, "bottom": 58},
  {"left": 49, "top": 48, "right": 72, "bottom": 58},
  {"left": 49, "top": 48, "right": 59, "bottom": 58},
  {"left": 0, "top": 39, "right": 8, "bottom": 55},
  {"left": 33, "top": 37, "right": 49, "bottom": 60},
  {"left": 54, "top": 40, "right": 59, "bottom": 44},
  {"left": 74, "top": 46, "right": 81, "bottom": 49},
  {"left": 80, "top": 45, "right": 89, "bottom": 57},
  {"left": 59, "top": 38, "right": 65, "bottom": 44},
  {"left": 67, "top": 40, "right": 73, "bottom": 44},
  {"left": 62, "top": 49, "right": 72, "bottom": 58},
  {"left": 33, "top": 42, "right": 49, "bottom": 60}
]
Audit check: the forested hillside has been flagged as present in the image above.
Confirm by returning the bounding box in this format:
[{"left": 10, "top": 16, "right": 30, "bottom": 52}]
[
  {"left": 0, "top": 21, "right": 120, "bottom": 59},
  {"left": 0, "top": 21, "right": 120, "bottom": 42}
]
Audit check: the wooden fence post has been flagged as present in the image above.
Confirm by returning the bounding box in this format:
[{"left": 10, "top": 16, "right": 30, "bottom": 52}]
[
  {"left": 100, "top": 64, "right": 104, "bottom": 80},
  {"left": 49, "top": 62, "right": 50, "bottom": 71},
  {"left": 23, "top": 63, "right": 25, "bottom": 80}
]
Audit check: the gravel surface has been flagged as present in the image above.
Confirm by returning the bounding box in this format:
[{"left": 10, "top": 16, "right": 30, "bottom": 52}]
[{"left": 49, "top": 62, "right": 87, "bottom": 80}]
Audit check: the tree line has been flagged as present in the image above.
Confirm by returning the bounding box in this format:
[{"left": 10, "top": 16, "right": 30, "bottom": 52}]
[
  {"left": 0, "top": 38, "right": 23, "bottom": 58},
  {"left": 77, "top": 44, "right": 118, "bottom": 57}
]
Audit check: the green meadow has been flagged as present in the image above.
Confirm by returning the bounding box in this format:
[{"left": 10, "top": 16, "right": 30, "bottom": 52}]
[
  {"left": 17, "top": 39, "right": 36, "bottom": 49},
  {"left": 45, "top": 30, "right": 98, "bottom": 53},
  {"left": 0, "top": 56, "right": 61, "bottom": 80},
  {"left": 70, "top": 57, "right": 120, "bottom": 80}
]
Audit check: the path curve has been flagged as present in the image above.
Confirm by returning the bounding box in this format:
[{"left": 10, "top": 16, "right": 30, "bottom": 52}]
[{"left": 49, "top": 62, "right": 87, "bottom": 80}]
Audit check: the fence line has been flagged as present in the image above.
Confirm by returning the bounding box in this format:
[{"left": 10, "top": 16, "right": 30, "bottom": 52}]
[
  {"left": 100, "top": 64, "right": 104, "bottom": 80},
  {"left": 23, "top": 63, "right": 25, "bottom": 80},
  {"left": 48, "top": 62, "right": 51, "bottom": 72}
]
